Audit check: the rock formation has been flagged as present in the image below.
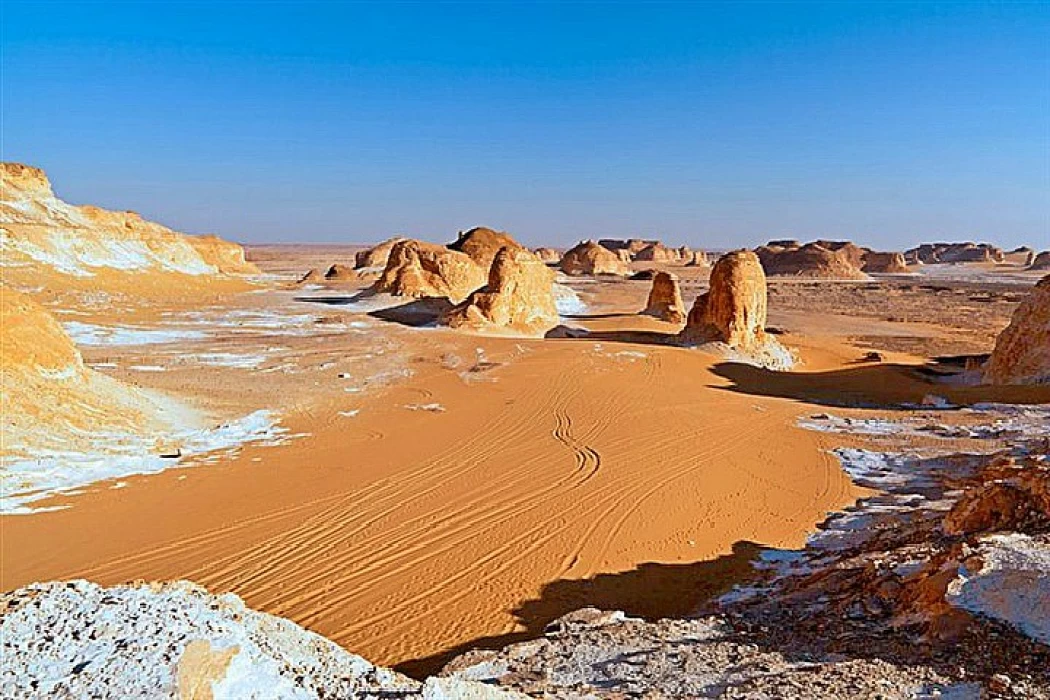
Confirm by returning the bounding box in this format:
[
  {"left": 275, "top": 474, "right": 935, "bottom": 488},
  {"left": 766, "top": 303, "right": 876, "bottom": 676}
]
[
  {"left": 905, "top": 242, "right": 1005, "bottom": 264},
  {"left": 355, "top": 237, "right": 405, "bottom": 269},
  {"left": 686, "top": 250, "right": 710, "bottom": 267},
  {"left": 677, "top": 246, "right": 693, "bottom": 263},
  {"left": 983, "top": 275, "right": 1050, "bottom": 385},
  {"left": 0, "top": 162, "right": 258, "bottom": 285},
  {"left": 297, "top": 268, "right": 324, "bottom": 285},
  {"left": 532, "top": 247, "right": 561, "bottom": 264},
  {"left": 447, "top": 227, "right": 526, "bottom": 269},
  {"left": 597, "top": 238, "right": 657, "bottom": 257},
  {"left": 324, "top": 264, "right": 356, "bottom": 281},
  {"left": 443, "top": 248, "right": 559, "bottom": 335},
  {"left": 1004, "top": 246, "right": 1036, "bottom": 266},
  {"left": 813, "top": 240, "right": 866, "bottom": 269},
  {"left": 755, "top": 241, "right": 867, "bottom": 280},
  {"left": 862, "top": 251, "right": 910, "bottom": 274},
  {"left": 634, "top": 242, "right": 678, "bottom": 263},
  {"left": 641, "top": 271, "right": 687, "bottom": 324},
  {"left": 374, "top": 240, "right": 487, "bottom": 303},
  {"left": 559, "top": 241, "right": 630, "bottom": 276},
  {"left": 1030, "top": 251, "right": 1050, "bottom": 271},
  {"left": 680, "top": 250, "right": 792, "bottom": 368}
]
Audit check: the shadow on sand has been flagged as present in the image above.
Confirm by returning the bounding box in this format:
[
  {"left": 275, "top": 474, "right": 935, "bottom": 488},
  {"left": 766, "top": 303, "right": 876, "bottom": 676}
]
[{"left": 394, "top": 541, "right": 762, "bottom": 679}]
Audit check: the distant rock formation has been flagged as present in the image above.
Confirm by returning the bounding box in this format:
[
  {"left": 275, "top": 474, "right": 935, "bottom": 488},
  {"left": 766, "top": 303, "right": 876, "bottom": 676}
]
[
  {"left": 641, "top": 271, "right": 686, "bottom": 324},
  {"left": 297, "top": 268, "right": 324, "bottom": 285},
  {"left": 677, "top": 246, "right": 693, "bottom": 263},
  {"left": 862, "top": 251, "right": 910, "bottom": 274},
  {"left": 686, "top": 250, "right": 710, "bottom": 267},
  {"left": 755, "top": 241, "right": 868, "bottom": 280},
  {"left": 983, "top": 275, "right": 1050, "bottom": 385},
  {"left": 1004, "top": 246, "right": 1036, "bottom": 266},
  {"left": 634, "top": 242, "right": 678, "bottom": 263},
  {"left": 444, "top": 248, "right": 559, "bottom": 335},
  {"left": 1030, "top": 252, "right": 1050, "bottom": 271},
  {"left": 905, "top": 242, "right": 1005, "bottom": 265},
  {"left": 324, "top": 264, "right": 355, "bottom": 281},
  {"left": 680, "top": 250, "right": 792, "bottom": 369},
  {"left": 812, "top": 240, "right": 867, "bottom": 269},
  {"left": 560, "top": 241, "right": 630, "bottom": 276},
  {"left": 0, "top": 162, "right": 258, "bottom": 283},
  {"left": 447, "top": 227, "right": 526, "bottom": 269},
  {"left": 597, "top": 238, "right": 657, "bottom": 256},
  {"left": 375, "top": 239, "right": 487, "bottom": 303},
  {"left": 533, "top": 247, "right": 561, "bottom": 264},
  {"left": 355, "top": 237, "right": 405, "bottom": 269}
]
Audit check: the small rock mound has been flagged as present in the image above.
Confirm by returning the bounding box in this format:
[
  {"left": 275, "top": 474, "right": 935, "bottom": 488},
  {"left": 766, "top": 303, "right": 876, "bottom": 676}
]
[
  {"left": 355, "top": 237, "right": 405, "bottom": 269},
  {"left": 755, "top": 241, "right": 868, "bottom": 280},
  {"left": 444, "top": 248, "right": 559, "bottom": 335},
  {"left": 862, "top": 251, "right": 910, "bottom": 274},
  {"left": 297, "top": 268, "right": 324, "bottom": 285},
  {"left": 983, "top": 275, "right": 1050, "bottom": 385},
  {"left": 533, "top": 247, "right": 561, "bottom": 264},
  {"left": 560, "top": 241, "right": 630, "bottom": 276},
  {"left": 1030, "top": 251, "right": 1050, "bottom": 271},
  {"left": 375, "top": 240, "right": 487, "bottom": 304},
  {"left": 447, "top": 227, "right": 526, "bottom": 269},
  {"left": 324, "top": 264, "right": 356, "bottom": 281},
  {"left": 641, "top": 271, "right": 687, "bottom": 324},
  {"left": 680, "top": 250, "right": 792, "bottom": 369}
]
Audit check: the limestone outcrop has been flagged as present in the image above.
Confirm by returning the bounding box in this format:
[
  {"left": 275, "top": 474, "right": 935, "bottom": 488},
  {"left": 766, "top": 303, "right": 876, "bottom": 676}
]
[
  {"left": 375, "top": 240, "right": 487, "bottom": 303},
  {"left": 641, "top": 271, "right": 687, "bottom": 324},
  {"left": 680, "top": 250, "right": 792, "bottom": 368},
  {"left": 559, "top": 241, "right": 630, "bottom": 276},
  {"left": 447, "top": 227, "right": 526, "bottom": 269},
  {"left": 905, "top": 242, "right": 1005, "bottom": 265},
  {"left": 0, "top": 162, "right": 258, "bottom": 284},
  {"left": 983, "top": 275, "right": 1050, "bottom": 385},
  {"left": 862, "top": 251, "right": 910, "bottom": 274},
  {"left": 444, "top": 248, "right": 559, "bottom": 335},
  {"left": 686, "top": 250, "right": 710, "bottom": 267},
  {"left": 297, "top": 268, "right": 324, "bottom": 285},
  {"left": 755, "top": 241, "right": 867, "bottom": 280},
  {"left": 324, "top": 264, "right": 356, "bottom": 281},
  {"left": 355, "top": 237, "right": 405, "bottom": 269},
  {"left": 634, "top": 242, "right": 678, "bottom": 263}
]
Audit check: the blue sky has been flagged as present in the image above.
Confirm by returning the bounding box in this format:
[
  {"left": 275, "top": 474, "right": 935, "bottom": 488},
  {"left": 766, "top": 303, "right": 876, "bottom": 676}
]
[{"left": 4, "top": 1, "right": 1048, "bottom": 249}]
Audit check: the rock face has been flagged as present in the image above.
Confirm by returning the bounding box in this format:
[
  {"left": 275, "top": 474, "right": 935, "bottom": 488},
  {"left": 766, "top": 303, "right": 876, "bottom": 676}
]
[
  {"left": 1004, "top": 246, "right": 1035, "bottom": 266},
  {"left": 755, "top": 241, "right": 867, "bottom": 279},
  {"left": 0, "top": 162, "right": 258, "bottom": 282},
  {"left": 444, "top": 248, "right": 559, "bottom": 335},
  {"left": 0, "top": 580, "right": 419, "bottom": 699},
  {"left": 862, "top": 251, "right": 910, "bottom": 274},
  {"left": 680, "top": 250, "right": 792, "bottom": 368},
  {"left": 905, "top": 242, "right": 1005, "bottom": 264},
  {"left": 447, "top": 227, "right": 526, "bottom": 269},
  {"left": 983, "top": 275, "right": 1050, "bottom": 385},
  {"left": 532, "top": 247, "right": 561, "bottom": 264},
  {"left": 641, "top": 271, "right": 687, "bottom": 324},
  {"left": 375, "top": 240, "right": 488, "bottom": 304},
  {"left": 1030, "top": 251, "right": 1050, "bottom": 271},
  {"left": 355, "top": 237, "right": 405, "bottom": 269},
  {"left": 813, "top": 240, "right": 866, "bottom": 269},
  {"left": 324, "top": 264, "right": 355, "bottom": 281},
  {"left": 560, "top": 241, "right": 630, "bottom": 276}
]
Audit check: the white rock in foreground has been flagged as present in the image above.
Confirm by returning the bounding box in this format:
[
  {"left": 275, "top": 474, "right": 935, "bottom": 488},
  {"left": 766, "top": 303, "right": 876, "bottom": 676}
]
[{"left": 0, "top": 580, "right": 418, "bottom": 699}]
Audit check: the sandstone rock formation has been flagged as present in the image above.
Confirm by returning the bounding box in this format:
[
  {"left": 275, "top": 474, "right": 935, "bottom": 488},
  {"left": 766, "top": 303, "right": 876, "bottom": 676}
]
[
  {"left": 375, "top": 240, "right": 487, "bottom": 303},
  {"left": 677, "top": 246, "right": 693, "bottom": 263},
  {"left": 641, "top": 271, "right": 687, "bottom": 324},
  {"left": 597, "top": 238, "right": 656, "bottom": 256},
  {"left": 813, "top": 240, "right": 867, "bottom": 269},
  {"left": 297, "top": 269, "right": 324, "bottom": 285},
  {"left": 355, "top": 237, "right": 405, "bottom": 269},
  {"left": 447, "top": 227, "right": 526, "bottom": 269},
  {"left": 532, "top": 247, "right": 561, "bottom": 264},
  {"left": 686, "top": 250, "right": 710, "bottom": 267},
  {"left": 444, "top": 248, "right": 559, "bottom": 335},
  {"left": 862, "top": 251, "right": 910, "bottom": 274},
  {"left": 1004, "top": 246, "right": 1036, "bottom": 266},
  {"left": 680, "top": 250, "right": 792, "bottom": 368},
  {"left": 1030, "top": 251, "right": 1050, "bottom": 271},
  {"left": 634, "top": 242, "right": 678, "bottom": 263},
  {"left": 983, "top": 275, "right": 1050, "bottom": 385},
  {"left": 1, "top": 162, "right": 258, "bottom": 285},
  {"left": 905, "top": 242, "right": 1005, "bottom": 264},
  {"left": 559, "top": 241, "right": 630, "bottom": 276},
  {"left": 755, "top": 240, "right": 867, "bottom": 280},
  {"left": 324, "top": 264, "right": 356, "bottom": 281}
]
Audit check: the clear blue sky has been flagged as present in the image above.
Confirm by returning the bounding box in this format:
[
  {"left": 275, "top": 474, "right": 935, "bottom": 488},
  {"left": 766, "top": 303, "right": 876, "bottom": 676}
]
[{"left": 4, "top": 1, "right": 1048, "bottom": 249}]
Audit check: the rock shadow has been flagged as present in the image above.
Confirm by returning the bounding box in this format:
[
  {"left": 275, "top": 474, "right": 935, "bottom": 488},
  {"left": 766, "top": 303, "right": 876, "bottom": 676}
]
[
  {"left": 394, "top": 541, "right": 761, "bottom": 680},
  {"left": 367, "top": 298, "right": 454, "bottom": 327}
]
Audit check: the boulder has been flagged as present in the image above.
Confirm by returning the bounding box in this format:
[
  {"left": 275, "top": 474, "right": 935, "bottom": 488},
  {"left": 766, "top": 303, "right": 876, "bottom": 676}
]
[
  {"left": 755, "top": 241, "right": 867, "bottom": 280},
  {"left": 559, "top": 241, "right": 630, "bottom": 276},
  {"left": 375, "top": 240, "right": 487, "bottom": 303},
  {"left": 443, "top": 248, "right": 559, "bottom": 336},
  {"left": 862, "top": 251, "right": 910, "bottom": 274},
  {"left": 680, "top": 250, "right": 792, "bottom": 368},
  {"left": 533, "top": 247, "right": 561, "bottom": 264},
  {"left": 324, "top": 264, "right": 356, "bottom": 281},
  {"left": 983, "top": 275, "right": 1050, "bottom": 385},
  {"left": 447, "top": 227, "right": 526, "bottom": 269},
  {"left": 355, "top": 237, "right": 405, "bottom": 269},
  {"left": 641, "top": 271, "right": 687, "bottom": 324}
]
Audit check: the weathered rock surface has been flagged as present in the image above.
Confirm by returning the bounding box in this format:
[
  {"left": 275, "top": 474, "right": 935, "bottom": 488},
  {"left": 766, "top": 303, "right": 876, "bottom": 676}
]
[
  {"left": 680, "top": 250, "right": 793, "bottom": 369},
  {"left": 532, "top": 247, "right": 561, "bottom": 264},
  {"left": 1004, "top": 247, "right": 1036, "bottom": 266},
  {"left": 862, "top": 251, "right": 910, "bottom": 274},
  {"left": 634, "top": 242, "right": 678, "bottom": 263},
  {"left": 444, "top": 248, "right": 559, "bottom": 335},
  {"left": 0, "top": 162, "right": 258, "bottom": 282},
  {"left": 375, "top": 240, "right": 487, "bottom": 303},
  {"left": 448, "top": 227, "right": 526, "bottom": 269},
  {"left": 355, "top": 237, "right": 405, "bottom": 269},
  {"left": 597, "top": 238, "right": 657, "bottom": 256},
  {"left": 324, "top": 264, "right": 356, "bottom": 281},
  {"left": 1031, "top": 252, "right": 1050, "bottom": 271},
  {"left": 984, "top": 275, "right": 1050, "bottom": 384},
  {"left": 560, "top": 241, "right": 630, "bottom": 276},
  {"left": 905, "top": 242, "right": 1005, "bottom": 265},
  {"left": 755, "top": 241, "right": 868, "bottom": 280},
  {"left": 297, "top": 268, "right": 324, "bottom": 285},
  {"left": 686, "top": 250, "right": 710, "bottom": 267},
  {"left": 641, "top": 271, "right": 687, "bottom": 324}
]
